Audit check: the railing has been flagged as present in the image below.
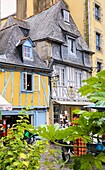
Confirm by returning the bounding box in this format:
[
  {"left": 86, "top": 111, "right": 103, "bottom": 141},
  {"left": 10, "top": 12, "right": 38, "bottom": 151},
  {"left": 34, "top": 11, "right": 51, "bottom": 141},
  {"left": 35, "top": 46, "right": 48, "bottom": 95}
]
[{"left": 52, "top": 85, "right": 88, "bottom": 101}]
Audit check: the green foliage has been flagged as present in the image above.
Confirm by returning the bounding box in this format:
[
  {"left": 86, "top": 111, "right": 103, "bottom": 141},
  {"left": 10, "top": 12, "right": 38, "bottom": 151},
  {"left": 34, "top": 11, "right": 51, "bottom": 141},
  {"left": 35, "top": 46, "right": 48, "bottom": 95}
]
[
  {"left": 0, "top": 109, "right": 65, "bottom": 170},
  {"left": 79, "top": 70, "right": 105, "bottom": 104},
  {"left": 0, "top": 109, "right": 46, "bottom": 170}
]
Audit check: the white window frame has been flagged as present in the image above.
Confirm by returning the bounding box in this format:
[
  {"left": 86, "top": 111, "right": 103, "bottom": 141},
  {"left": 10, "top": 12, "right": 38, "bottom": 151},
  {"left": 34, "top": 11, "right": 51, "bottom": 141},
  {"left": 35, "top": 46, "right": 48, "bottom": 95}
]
[
  {"left": 23, "top": 46, "right": 31, "bottom": 58},
  {"left": 23, "top": 44, "right": 33, "bottom": 60},
  {"left": 56, "top": 66, "right": 65, "bottom": 86},
  {"left": 63, "top": 10, "right": 70, "bottom": 23},
  {"left": 67, "top": 37, "right": 76, "bottom": 55},
  {"left": 74, "top": 70, "right": 82, "bottom": 89},
  {"left": 34, "top": 74, "right": 40, "bottom": 91},
  {"left": 22, "top": 72, "right": 33, "bottom": 92}
]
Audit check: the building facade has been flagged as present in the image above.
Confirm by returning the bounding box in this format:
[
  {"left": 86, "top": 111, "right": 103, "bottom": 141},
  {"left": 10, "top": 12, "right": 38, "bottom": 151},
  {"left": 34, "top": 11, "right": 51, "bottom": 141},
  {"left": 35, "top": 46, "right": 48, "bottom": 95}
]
[
  {"left": 0, "top": 19, "right": 51, "bottom": 128},
  {"left": 26, "top": 1, "right": 92, "bottom": 124}
]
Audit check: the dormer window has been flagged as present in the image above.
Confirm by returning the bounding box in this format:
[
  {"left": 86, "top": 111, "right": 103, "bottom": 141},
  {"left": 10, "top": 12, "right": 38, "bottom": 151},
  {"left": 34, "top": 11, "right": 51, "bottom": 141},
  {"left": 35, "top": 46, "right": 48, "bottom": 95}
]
[
  {"left": 63, "top": 10, "right": 69, "bottom": 23},
  {"left": 68, "top": 37, "right": 76, "bottom": 55},
  {"left": 22, "top": 39, "right": 33, "bottom": 60},
  {"left": 16, "top": 37, "right": 34, "bottom": 61}
]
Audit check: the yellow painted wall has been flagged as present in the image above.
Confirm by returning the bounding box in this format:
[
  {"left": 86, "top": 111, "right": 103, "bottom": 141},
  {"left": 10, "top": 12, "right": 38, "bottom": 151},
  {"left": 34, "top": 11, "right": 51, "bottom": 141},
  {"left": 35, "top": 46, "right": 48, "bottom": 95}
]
[
  {"left": 27, "top": 0, "right": 34, "bottom": 18},
  {"left": 0, "top": 71, "right": 49, "bottom": 107},
  {"left": 65, "top": 0, "right": 85, "bottom": 38}
]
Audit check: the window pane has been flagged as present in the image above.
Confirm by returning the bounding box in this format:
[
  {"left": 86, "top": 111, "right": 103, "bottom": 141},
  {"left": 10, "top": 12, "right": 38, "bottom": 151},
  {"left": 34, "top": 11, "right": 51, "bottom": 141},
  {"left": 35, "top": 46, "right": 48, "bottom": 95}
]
[
  {"left": 61, "top": 69, "right": 65, "bottom": 86},
  {"left": 27, "top": 74, "right": 32, "bottom": 91},
  {"left": 71, "top": 39, "right": 74, "bottom": 53},
  {"left": 56, "top": 68, "right": 60, "bottom": 85},
  {"left": 96, "top": 32, "right": 100, "bottom": 50},
  {"left": 95, "top": 4, "right": 100, "bottom": 20},
  {"left": 97, "top": 62, "right": 102, "bottom": 72},
  {"left": 75, "top": 72, "right": 78, "bottom": 88},
  {"left": 23, "top": 73, "right": 27, "bottom": 90},
  {"left": 68, "top": 38, "right": 75, "bottom": 54},
  {"left": 63, "top": 10, "right": 69, "bottom": 22},
  {"left": 79, "top": 73, "right": 82, "bottom": 87},
  {"left": 24, "top": 46, "right": 31, "bottom": 58}
]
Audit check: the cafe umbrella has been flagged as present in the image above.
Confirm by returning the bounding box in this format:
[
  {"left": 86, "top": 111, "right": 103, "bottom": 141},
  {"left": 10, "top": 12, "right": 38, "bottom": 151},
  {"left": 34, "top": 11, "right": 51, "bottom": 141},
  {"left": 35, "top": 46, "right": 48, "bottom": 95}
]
[
  {"left": 0, "top": 95, "right": 12, "bottom": 117},
  {"left": 0, "top": 95, "right": 12, "bottom": 136}
]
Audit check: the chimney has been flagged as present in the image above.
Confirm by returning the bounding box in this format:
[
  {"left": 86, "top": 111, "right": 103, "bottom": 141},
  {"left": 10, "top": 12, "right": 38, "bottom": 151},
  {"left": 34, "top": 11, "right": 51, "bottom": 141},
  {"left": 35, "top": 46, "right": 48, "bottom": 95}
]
[
  {"left": 16, "top": 0, "right": 27, "bottom": 19},
  {"left": 33, "top": 0, "right": 59, "bottom": 14}
]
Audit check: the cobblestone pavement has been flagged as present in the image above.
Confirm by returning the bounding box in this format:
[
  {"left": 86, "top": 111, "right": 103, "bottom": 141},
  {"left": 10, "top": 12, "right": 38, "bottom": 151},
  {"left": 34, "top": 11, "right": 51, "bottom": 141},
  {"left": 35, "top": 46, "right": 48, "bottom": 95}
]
[
  {"left": 39, "top": 143, "right": 105, "bottom": 170},
  {"left": 39, "top": 143, "right": 69, "bottom": 170}
]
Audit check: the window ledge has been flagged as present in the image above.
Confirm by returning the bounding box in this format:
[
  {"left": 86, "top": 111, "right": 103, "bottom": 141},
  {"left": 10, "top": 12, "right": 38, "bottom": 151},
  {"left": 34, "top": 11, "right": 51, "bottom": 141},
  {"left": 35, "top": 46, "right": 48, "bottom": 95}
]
[
  {"left": 64, "top": 21, "right": 70, "bottom": 25},
  {"left": 21, "top": 90, "right": 33, "bottom": 93},
  {"left": 23, "top": 57, "right": 33, "bottom": 61}
]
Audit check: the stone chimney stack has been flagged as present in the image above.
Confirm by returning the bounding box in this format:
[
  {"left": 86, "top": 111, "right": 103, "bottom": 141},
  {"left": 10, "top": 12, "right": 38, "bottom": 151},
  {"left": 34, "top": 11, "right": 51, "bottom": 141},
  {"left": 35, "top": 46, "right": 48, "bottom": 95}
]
[
  {"left": 33, "top": 0, "right": 60, "bottom": 14},
  {"left": 16, "top": 0, "right": 60, "bottom": 20},
  {"left": 16, "top": 0, "right": 27, "bottom": 19}
]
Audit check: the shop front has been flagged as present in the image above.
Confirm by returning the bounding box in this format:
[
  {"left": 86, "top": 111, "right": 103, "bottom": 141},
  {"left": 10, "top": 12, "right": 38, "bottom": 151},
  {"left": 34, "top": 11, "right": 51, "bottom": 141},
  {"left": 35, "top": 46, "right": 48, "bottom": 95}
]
[
  {"left": 1, "top": 109, "right": 47, "bottom": 136},
  {"left": 53, "top": 101, "right": 91, "bottom": 126}
]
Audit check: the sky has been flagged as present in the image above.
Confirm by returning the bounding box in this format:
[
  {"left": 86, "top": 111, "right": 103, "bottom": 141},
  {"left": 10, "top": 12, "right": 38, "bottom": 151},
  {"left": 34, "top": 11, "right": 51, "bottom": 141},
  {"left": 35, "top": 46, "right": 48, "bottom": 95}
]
[{"left": 1, "top": 0, "right": 16, "bottom": 18}]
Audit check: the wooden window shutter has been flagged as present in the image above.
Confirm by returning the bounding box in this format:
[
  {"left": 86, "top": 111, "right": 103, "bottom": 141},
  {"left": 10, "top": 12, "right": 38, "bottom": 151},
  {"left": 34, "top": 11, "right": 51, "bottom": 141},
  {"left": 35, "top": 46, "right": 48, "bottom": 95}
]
[{"left": 34, "top": 74, "right": 40, "bottom": 91}]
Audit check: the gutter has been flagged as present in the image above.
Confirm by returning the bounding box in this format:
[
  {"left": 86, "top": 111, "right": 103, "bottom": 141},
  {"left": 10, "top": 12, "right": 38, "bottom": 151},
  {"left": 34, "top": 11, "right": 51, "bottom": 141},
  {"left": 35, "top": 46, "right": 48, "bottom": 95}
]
[
  {"left": 0, "top": 62, "right": 52, "bottom": 73},
  {"left": 53, "top": 58, "right": 92, "bottom": 72}
]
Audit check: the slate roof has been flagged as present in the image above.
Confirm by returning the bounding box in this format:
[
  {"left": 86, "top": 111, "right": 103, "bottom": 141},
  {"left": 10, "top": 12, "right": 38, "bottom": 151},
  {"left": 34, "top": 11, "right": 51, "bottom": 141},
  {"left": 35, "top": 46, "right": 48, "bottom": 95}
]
[
  {"left": 0, "top": 24, "right": 50, "bottom": 71},
  {"left": 3, "top": 1, "right": 90, "bottom": 52},
  {"left": 3, "top": 16, "right": 30, "bottom": 30},
  {"left": 16, "top": 36, "right": 35, "bottom": 47},
  {"left": 27, "top": 0, "right": 90, "bottom": 52}
]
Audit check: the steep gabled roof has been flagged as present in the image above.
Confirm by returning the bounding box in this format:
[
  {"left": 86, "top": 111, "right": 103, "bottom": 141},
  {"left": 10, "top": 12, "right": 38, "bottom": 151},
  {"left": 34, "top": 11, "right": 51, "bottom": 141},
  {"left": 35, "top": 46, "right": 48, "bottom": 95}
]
[
  {"left": 0, "top": 25, "right": 49, "bottom": 71},
  {"left": 3, "top": 16, "right": 30, "bottom": 30},
  {"left": 27, "top": 0, "right": 90, "bottom": 52}
]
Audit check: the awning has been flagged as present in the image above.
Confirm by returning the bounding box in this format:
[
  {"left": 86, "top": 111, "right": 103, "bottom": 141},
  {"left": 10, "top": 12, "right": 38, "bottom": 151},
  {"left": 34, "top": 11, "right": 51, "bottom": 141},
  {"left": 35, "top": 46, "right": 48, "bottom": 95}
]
[
  {"left": 0, "top": 95, "right": 12, "bottom": 111},
  {"left": 53, "top": 100, "right": 91, "bottom": 106},
  {"left": 84, "top": 103, "right": 105, "bottom": 110}
]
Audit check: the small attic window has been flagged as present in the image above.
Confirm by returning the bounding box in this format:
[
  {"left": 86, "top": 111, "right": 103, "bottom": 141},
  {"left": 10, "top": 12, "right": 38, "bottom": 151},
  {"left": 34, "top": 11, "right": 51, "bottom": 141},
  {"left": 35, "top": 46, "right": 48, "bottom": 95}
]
[
  {"left": 23, "top": 46, "right": 32, "bottom": 58},
  {"left": 22, "top": 39, "right": 33, "bottom": 60},
  {"left": 63, "top": 10, "right": 69, "bottom": 23}
]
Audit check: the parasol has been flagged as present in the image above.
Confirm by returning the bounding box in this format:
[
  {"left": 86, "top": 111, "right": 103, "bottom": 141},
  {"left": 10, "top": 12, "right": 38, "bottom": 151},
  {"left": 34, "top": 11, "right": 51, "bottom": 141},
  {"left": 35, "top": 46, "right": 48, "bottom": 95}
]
[{"left": 0, "top": 95, "right": 12, "bottom": 119}]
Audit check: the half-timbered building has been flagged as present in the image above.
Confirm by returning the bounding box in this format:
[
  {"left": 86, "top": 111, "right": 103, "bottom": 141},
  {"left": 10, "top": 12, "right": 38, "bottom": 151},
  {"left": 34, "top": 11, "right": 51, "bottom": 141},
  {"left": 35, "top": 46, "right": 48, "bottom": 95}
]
[
  {"left": 26, "top": 0, "right": 93, "bottom": 124},
  {"left": 0, "top": 19, "right": 51, "bottom": 127}
]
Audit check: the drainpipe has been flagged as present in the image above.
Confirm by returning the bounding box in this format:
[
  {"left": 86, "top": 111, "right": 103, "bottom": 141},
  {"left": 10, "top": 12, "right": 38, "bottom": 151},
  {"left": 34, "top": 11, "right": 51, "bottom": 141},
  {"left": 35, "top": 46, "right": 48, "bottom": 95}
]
[{"left": 88, "top": 0, "right": 91, "bottom": 48}]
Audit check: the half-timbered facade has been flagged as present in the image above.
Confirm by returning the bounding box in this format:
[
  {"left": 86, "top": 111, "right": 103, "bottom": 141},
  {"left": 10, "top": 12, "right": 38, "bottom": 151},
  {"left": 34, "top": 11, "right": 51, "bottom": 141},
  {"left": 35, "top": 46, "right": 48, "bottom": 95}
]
[
  {"left": 26, "top": 0, "right": 93, "bottom": 124},
  {"left": 0, "top": 20, "right": 51, "bottom": 127}
]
